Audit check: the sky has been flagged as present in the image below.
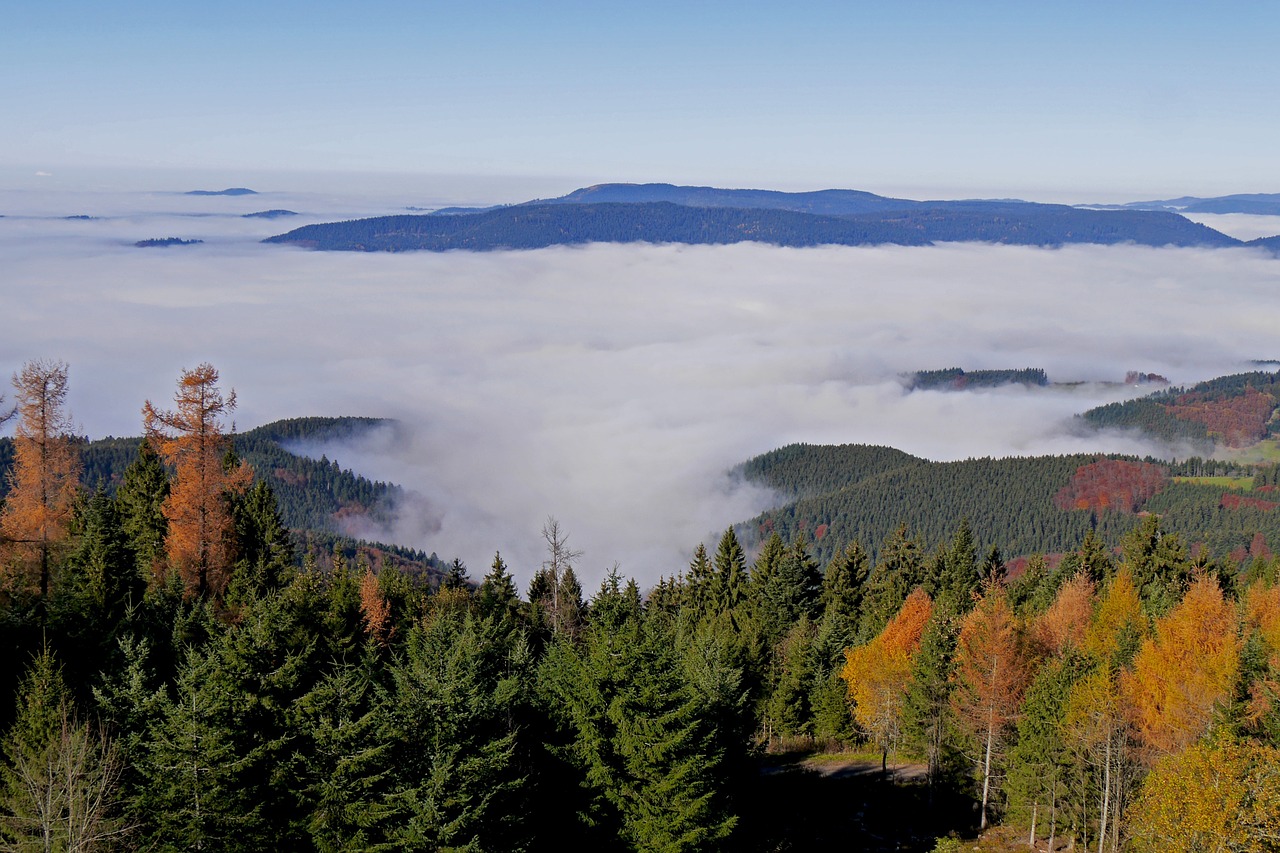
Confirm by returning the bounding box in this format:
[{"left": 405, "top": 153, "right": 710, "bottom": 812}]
[{"left": 3, "top": 1, "right": 1279, "bottom": 202}]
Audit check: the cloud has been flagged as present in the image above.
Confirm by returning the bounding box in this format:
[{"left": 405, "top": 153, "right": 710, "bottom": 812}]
[
  {"left": 34, "top": 171, "right": 52, "bottom": 177},
  {"left": 4, "top": 191, "right": 1280, "bottom": 588}
]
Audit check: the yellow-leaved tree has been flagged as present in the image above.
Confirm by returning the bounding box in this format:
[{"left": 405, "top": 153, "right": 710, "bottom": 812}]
[
  {"left": 1121, "top": 573, "right": 1240, "bottom": 759},
  {"left": 143, "top": 363, "right": 251, "bottom": 600},
  {"left": 841, "top": 587, "right": 933, "bottom": 771},
  {"left": 1126, "top": 737, "right": 1280, "bottom": 853}
]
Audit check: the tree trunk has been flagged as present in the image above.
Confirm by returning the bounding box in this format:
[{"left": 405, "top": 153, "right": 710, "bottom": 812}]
[{"left": 1097, "top": 733, "right": 1111, "bottom": 853}]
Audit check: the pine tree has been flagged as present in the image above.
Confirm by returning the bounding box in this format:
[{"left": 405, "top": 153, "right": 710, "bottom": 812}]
[
  {"left": 902, "top": 609, "right": 961, "bottom": 800},
  {"left": 477, "top": 551, "right": 521, "bottom": 628},
  {"left": 821, "top": 540, "right": 868, "bottom": 625}
]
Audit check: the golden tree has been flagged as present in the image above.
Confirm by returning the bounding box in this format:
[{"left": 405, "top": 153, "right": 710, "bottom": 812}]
[
  {"left": 1121, "top": 574, "right": 1240, "bottom": 759},
  {"left": 143, "top": 363, "right": 251, "bottom": 599},
  {"left": 0, "top": 359, "right": 82, "bottom": 602},
  {"left": 1126, "top": 737, "right": 1280, "bottom": 853},
  {"left": 841, "top": 587, "right": 933, "bottom": 771}
]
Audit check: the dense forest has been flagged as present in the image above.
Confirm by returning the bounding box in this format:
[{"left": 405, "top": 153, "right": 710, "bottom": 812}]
[
  {"left": 1081, "top": 369, "right": 1280, "bottom": 452},
  {"left": 739, "top": 442, "right": 1280, "bottom": 569},
  {"left": 2, "top": 359, "right": 1279, "bottom": 851},
  {"left": 908, "top": 368, "right": 1049, "bottom": 391},
  {"left": 264, "top": 199, "right": 1241, "bottom": 253}
]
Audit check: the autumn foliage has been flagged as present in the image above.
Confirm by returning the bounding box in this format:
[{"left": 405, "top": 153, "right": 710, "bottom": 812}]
[
  {"left": 1121, "top": 575, "right": 1241, "bottom": 759},
  {"left": 950, "top": 585, "right": 1030, "bottom": 829},
  {"left": 841, "top": 587, "right": 933, "bottom": 764},
  {"left": 0, "top": 360, "right": 82, "bottom": 599},
  {"left": 1165, "top": 386, "right": 1276, "bottom": 448},
  {"left": 1034, "top": 570, "right": 1095, "bottom": 657},
  {"left": 1126, "top": 737, "right": 1280, "bottom": 853},
  {"left": 1052, "top": 458, "right": 1168, "bottom": 514},
  {"left": 143, "top": 364, "right": 251, "bottom": 598}
]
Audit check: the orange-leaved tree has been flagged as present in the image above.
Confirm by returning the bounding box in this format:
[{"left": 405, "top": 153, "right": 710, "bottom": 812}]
[
  {"left": 143, "top": 363, "right": 251, "bottom": 599},
  {"left": 1035, "top": 569, "right": 1096, "bottom": 658},
  {"left": 1121, "top": 573, "right": 1240, "bottom": 760},
  {"left": 0, "top": 359, "right": 82, "bottom": 604},
  {"left": 950, "top": 582, "right": 1031, "bottom": 830},
  {"left": 841, "top": 586, "right": 933, "bottom": 771}
]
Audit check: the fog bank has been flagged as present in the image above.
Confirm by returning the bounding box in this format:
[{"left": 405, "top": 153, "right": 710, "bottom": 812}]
[{"left": 3, "top": 193, "right": 1279, "bottom": 585}]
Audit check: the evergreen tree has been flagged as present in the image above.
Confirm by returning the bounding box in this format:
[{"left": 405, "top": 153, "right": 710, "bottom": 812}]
[
  {"left": 478, "top": 551, "right": 521, "bottom": 628},
  {"left": 901, "top": 609, "right": 961, "bottom": 801},
  {"left": 116, "top": 439, "right": 170, "bottom": 584},
  {"left": 0, "top": 649, "right": 124, "bottom": 851},
  {"left": 712, "top": 527, "right": 748, "bottom": 616},
  {"left": 821, "top": 540, "right": 867, "bottom": 625},
  {"left": 860, "top": 524, "right": 925, "bottom": 641}
]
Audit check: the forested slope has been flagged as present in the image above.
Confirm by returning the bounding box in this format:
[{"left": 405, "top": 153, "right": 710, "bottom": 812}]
[
  {"left": 740, "top": 444, "right": 1280, "bottom": 567},
  {"left": 265, "top": 199, "right": 1240, "bottom": 252}
]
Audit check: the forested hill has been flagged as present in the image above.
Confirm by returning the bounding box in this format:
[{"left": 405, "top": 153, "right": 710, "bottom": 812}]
[
  {"left": 738, "top": 443, "right": 1280, "bottom": 568},
  {"left": 1095, "top": 191, "right": 1280, "bottom": 215},
  {"left": 1080, "top": 369, "right": 1280, "bottom": 452},
  {"left": 265, "top": 199, "right": 1240, "bottom": 252},
  {"left": 0, "top": 416, "right": 446, "bottom": 581}
]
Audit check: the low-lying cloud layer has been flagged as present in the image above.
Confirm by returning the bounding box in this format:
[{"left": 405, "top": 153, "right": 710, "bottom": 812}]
[{"left": 4, "top": 188, "right": 1280, "bottom": 587}]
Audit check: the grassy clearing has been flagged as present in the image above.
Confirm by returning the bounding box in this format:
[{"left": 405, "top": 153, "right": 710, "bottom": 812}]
[
  {"left": 1173, "top": 475, "right": 1254, "bottom": 490},
  {"left": 1233, "top": 438, "right": 1280, "bottom": 464}
]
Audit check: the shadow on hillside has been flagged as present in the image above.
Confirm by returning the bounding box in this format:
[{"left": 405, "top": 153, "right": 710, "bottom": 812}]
[{"left": 738, "top": 754, "right": 975, "bottom": 852}]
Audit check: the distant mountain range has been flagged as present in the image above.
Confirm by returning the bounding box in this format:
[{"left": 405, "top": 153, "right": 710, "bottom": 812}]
[
  {"left": 1090, "top": 192, "right": 1280, "bottom": 216},
  {"left": 265, "top": 182, "right": 1278, "bottom": 253}
]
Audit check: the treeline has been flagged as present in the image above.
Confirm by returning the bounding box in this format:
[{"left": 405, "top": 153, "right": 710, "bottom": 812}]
[{"left": 908, "top": 368, "right": 1049, "bottom": 391}]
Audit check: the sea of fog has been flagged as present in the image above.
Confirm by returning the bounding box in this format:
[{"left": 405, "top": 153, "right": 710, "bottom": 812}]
[{"left": 3, "top": 184, "right": 1279, "bottom": 586}]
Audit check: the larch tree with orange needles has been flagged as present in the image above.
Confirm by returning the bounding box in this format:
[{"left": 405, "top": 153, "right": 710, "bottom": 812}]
[
  {"left": 0, "top": 360, "right": 82, "bottom": 605},
  {"left": 841, "top": 587, "right": 933, "bottom": 771},
  {"left": 1035, "top": 570, "right": 1096, "bottom": 658},
  {"left": 143, "top": 364, "right": 251, "bottom": 600},
  {"left": 950, "top": 583, "right": 1031, "bottom": 830}
]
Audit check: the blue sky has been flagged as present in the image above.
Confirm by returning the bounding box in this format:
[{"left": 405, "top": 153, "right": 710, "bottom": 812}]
[{"left": 3, "top": 1, "right": 1277, "bottom": 201}]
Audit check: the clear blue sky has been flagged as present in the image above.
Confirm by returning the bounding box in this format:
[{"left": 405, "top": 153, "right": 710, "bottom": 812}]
[{"left": 3, "top": 1, "right": 1277, "bottom": 200}]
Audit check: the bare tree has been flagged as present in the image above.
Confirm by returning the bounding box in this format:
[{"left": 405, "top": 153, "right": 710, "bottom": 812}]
[{"left": 539, "top": 517, "right": 583, "bottom": 637}]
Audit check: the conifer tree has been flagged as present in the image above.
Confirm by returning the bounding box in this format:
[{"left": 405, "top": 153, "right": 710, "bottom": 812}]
[
  {"left": 902, "top": 609, "right": 961, "bottom": 800},
  {"left": 143, "top": 364, "right": 252, "bottom": 600},
  {"left": 0, "top": 649, "right": 124, "bottom": 851},
  {"left": 950, "top": 583, "right": 1030, "bottom": 830},
  {"left": 821, "top": 540, "right": 868, "bottom": 625},
  {"left": 115, "top": 439, "right": 170, "bottom": 583},
  {"left": 0, "top": 359, "right": 81, "bottom": 606},
  {"left": 712, "top": 526, "right": 747, "bottom": 615}
]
